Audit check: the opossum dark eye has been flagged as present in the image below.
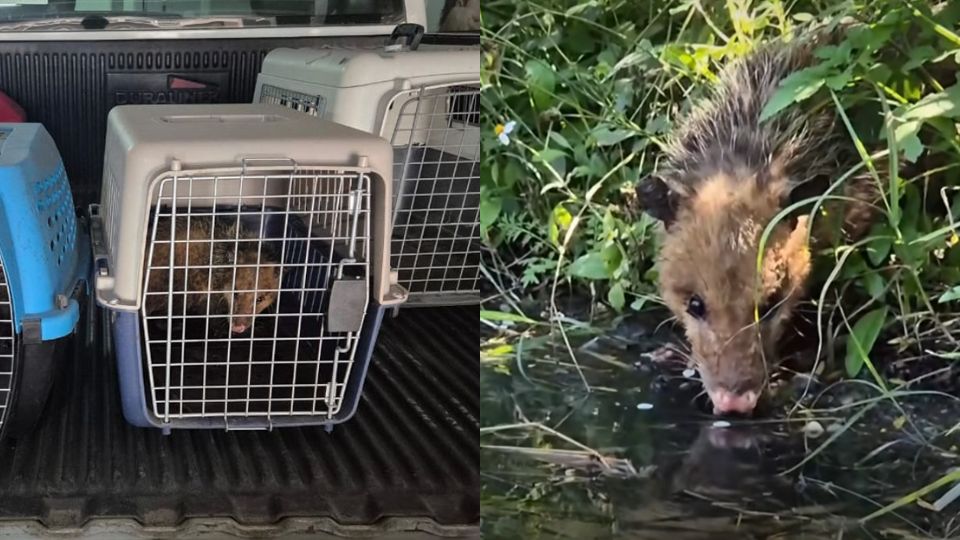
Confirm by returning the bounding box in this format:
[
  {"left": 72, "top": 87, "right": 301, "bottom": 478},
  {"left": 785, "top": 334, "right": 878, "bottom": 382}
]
[{"left": 686, "top": 295, "right": 706, "bottom": 319}]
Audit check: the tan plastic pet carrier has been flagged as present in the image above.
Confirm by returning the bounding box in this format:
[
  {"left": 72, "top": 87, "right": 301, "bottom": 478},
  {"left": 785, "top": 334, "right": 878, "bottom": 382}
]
[{"left": 90, "top": 103, "right": 406, "bottom": 432}]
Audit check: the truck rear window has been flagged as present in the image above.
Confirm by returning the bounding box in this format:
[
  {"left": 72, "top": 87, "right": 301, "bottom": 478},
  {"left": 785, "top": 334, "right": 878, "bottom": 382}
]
[{"left": 0, "top": 0, "right": 406, "bottom": 29}]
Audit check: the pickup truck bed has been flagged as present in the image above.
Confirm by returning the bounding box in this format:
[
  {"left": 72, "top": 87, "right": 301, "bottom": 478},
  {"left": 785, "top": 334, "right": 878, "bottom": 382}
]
[
  {"left": 0, "top": 35, "right": 479, "bottom": 537},
  {"left": 0, "top": 306, "right": 478, "bottom": 536}
]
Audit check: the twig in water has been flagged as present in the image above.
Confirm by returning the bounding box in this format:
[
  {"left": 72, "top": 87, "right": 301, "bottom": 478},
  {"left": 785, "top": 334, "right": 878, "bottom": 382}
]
[
  {"left": 480, "top": 444, "right": 645, "bottom": 479},
  {"left": 480, "top": 422, "right": 616, "bottom": 470}
]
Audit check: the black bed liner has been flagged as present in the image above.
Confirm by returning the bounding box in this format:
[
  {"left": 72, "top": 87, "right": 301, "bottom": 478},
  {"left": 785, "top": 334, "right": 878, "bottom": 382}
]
[{"left": 0, "top": 305, "right": 479, "bottom": 534}]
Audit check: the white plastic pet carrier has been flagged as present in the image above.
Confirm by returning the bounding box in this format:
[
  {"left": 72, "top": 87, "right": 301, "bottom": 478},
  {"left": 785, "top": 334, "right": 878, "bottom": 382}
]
[
  {"left": 89, "top": 103, "right": 406, "bottom": 432},
  {"left": 253, "top": 42, "right": 481, "bottom": 306}
]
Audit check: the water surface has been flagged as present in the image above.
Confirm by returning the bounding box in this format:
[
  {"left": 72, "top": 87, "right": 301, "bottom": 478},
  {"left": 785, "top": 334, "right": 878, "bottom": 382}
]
[{"left": 480, "top": 310, "right": 960, "bottom": 539}]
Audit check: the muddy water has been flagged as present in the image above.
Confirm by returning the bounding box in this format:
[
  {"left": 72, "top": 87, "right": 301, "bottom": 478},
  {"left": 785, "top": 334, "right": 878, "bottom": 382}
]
[{"left": 480, "top": 311, "right": 960, "bottom": 539}]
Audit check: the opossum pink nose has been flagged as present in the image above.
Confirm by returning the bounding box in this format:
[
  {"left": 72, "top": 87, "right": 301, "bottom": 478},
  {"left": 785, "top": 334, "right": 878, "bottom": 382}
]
[
  {"left": 231, "top": 323, "right": 249, "bottom": 334},
  {"left": 709, "top": 389, "right": 759, "bottom": 415}
]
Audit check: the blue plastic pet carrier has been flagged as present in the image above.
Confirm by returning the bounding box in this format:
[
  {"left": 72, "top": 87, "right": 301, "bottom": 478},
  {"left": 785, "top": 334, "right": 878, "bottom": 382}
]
[{"left": 0, "top": 123, "right": 90, "bottom": 439}]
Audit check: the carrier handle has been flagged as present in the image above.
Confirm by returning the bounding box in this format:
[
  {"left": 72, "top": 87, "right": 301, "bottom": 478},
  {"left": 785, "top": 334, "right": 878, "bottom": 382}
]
[
  {"left": 386, "top": 23, "right": 424, "bottom": 51},
  {"left": 87, "top": 204, "right": 137, "bottom": 311},
  {"left": 240, "top": 156, "right": 299, "bottom": 172},
  {"left": 88, "top": 204, "right": 112, "bottom": 280}
]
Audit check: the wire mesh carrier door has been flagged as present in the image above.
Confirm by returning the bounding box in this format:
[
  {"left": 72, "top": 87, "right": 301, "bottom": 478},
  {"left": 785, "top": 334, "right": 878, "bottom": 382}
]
[
  {"left": 385, "top": 82, "right": 480, "bottom": 306},
  {"left": 0, "top": 123, "right": 90, "bottom": 440},
  {"left": 94, "top": 163, "right": 398, "bottom": 431},
  {"left": 0, "top": 256, "right": 16, "bottom": 437},
  {"left": 143, "top": 166, "right": 375, "bottom": 426}
]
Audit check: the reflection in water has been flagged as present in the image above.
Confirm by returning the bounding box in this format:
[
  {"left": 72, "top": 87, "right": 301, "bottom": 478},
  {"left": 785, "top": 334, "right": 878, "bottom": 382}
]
[
  {"left": 481, "top": 312, "right": 960, "bottom": 539},
  {"left": 669, "top": 425, "right": 782, "bottom": 497}
]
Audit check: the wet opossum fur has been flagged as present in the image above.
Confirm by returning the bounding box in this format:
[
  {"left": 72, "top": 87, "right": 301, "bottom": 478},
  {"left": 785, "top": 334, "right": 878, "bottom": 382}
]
[
  {"left": 143, "top": 215, "right": 282, "bottom": 335},
  {"left": 636, "top": 31, "right": 880, "bottom": 415}
]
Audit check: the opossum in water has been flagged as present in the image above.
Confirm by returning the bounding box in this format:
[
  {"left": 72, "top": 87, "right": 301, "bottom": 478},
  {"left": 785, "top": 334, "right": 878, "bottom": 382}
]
[
  {"left": 143, "top": 215, "right": 282, "bottom": 335},
  {"left": 636, "top": 30, "right": 881, "bottom": 415}
]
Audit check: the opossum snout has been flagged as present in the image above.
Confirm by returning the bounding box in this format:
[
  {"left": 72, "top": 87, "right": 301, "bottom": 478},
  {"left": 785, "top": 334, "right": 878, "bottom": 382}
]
[
  {"left": 708, "top": 388, "right": 759, "bottom": 416},
  {"left": 698, "top": 354, "right": 767, "bottom": 416}
]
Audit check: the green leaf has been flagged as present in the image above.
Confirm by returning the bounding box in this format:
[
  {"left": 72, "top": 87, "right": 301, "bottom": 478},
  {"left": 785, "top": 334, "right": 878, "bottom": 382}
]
[
  {"left": 601, "top": 209, "right": 617, "bottom": 236},
  {"left": 902, "top": 83, "right": 960, "bottom": 121},
  {"left": 608, "top": 282, "right": 625, "bottom": 311},
  {"left": 760, "top": 66, "right": 828, "bottom": 121},
  {"left": 480, "top": 310, "right": 538, "bottom": 325},
  {"left": 500, "top": 160, "right": 522, "bottom": 189},
  {"left": 535, "top": 148, "right": 567, "bottom": 181},
  {"left": 825, "top": 70, "right": 852, "bottom": 90},
  {"left": 525, "top": 59, "right": 556, "bottom": 110},
  {"left": 480, "top": 193, "right": 502, "bottom": 229},
  {"left": 903, "top": 45, "right": 937, "bottom": 70},
  {"left": 536, "top": 148, "right": 566, "bottom": 164},
  {"left": 611, "top": 40, "right": 654, "bottom": 75},
  {"left": 814, "top": 41, "right": 852, "bottom": 63},
  {"left": 630, "top": 297, "right": 648, "bottom": 311},
  {"left": 591, "top": 125, "right": 634, "bottom": 147},
  {"left": 844, "top": 307, "right": 888, "bottom": 377},
  {"left": 521, "top": 258, "right": 557, "bottom": 287},
  {"left": 569, "top": 252, "right": 611, "bottom": 280},
  {"left": 564, "top": 0, "right": 598, "bottom": 16},
  {"left": 611, "top": 51, "right": 649, "bottom": 75},
  {"left": 901, "top": 132, "right": 924, "bottom": 163},
  {"left": 938, "top": 286, "right": 960, "bottom": 304},
  {"left": 864, "top": 271, "right": 886, "bottom": 300},
  {"left": 865, "top": 63, "right": 892, "bottom": 85},
  {"left": 867, "top": 235, "right": 893, "bottom": 266},
  {"left": 548, "top": 132, "right": 573, "bottom": 150},
  {"left": 601, "top": 242, "right": 623, "bottom": 274},
  {"left": 646, "top": 115, "right": 670, "bottom": 134},
  {"left": 549, "top": 203, "right": 573, "bottom": 247}
]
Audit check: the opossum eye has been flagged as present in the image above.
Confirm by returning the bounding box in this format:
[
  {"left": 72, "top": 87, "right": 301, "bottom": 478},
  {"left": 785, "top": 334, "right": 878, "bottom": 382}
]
[{"left": 686, "top": 295, "right": 706, "bottom": 319}]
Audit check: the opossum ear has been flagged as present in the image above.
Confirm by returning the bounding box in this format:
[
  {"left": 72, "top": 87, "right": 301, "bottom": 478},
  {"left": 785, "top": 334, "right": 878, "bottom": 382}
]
[
  {"left": 635, "top": 175, "right": 685, "bottom": 227},
  {"left": 784, "top": 215, "right": 812, "bottom": 283},
  {"left": 759, "top": 215, "right": 811, "bottom": 300}
]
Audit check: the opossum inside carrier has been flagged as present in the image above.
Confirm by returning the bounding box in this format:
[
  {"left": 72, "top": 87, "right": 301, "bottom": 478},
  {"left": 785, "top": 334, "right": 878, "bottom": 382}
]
[{"left": 143, "top": 212, "right": 283, "bottom": 335}]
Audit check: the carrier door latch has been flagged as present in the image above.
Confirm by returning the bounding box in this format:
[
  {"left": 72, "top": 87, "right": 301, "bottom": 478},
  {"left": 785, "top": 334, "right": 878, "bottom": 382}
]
[
  {"left": 327, "top": 279, "right": 365, "bottom": 333},
  {"left": 327, "top": 186, "right": 368, "bottom": 334}
]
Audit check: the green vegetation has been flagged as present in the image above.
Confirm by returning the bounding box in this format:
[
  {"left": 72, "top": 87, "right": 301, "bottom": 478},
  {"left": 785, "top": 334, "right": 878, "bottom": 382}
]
[
  {"left": 481, "top": 1, "right": 960, "bottom": 530},
  {"left": 481, "top": 0, "right": 960, "bottom": 373}
]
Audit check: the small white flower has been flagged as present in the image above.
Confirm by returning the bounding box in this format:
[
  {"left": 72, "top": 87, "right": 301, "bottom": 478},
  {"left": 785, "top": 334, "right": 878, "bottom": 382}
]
[{"left": 495, "top": 120, "right": 516, "bottom": 145}]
